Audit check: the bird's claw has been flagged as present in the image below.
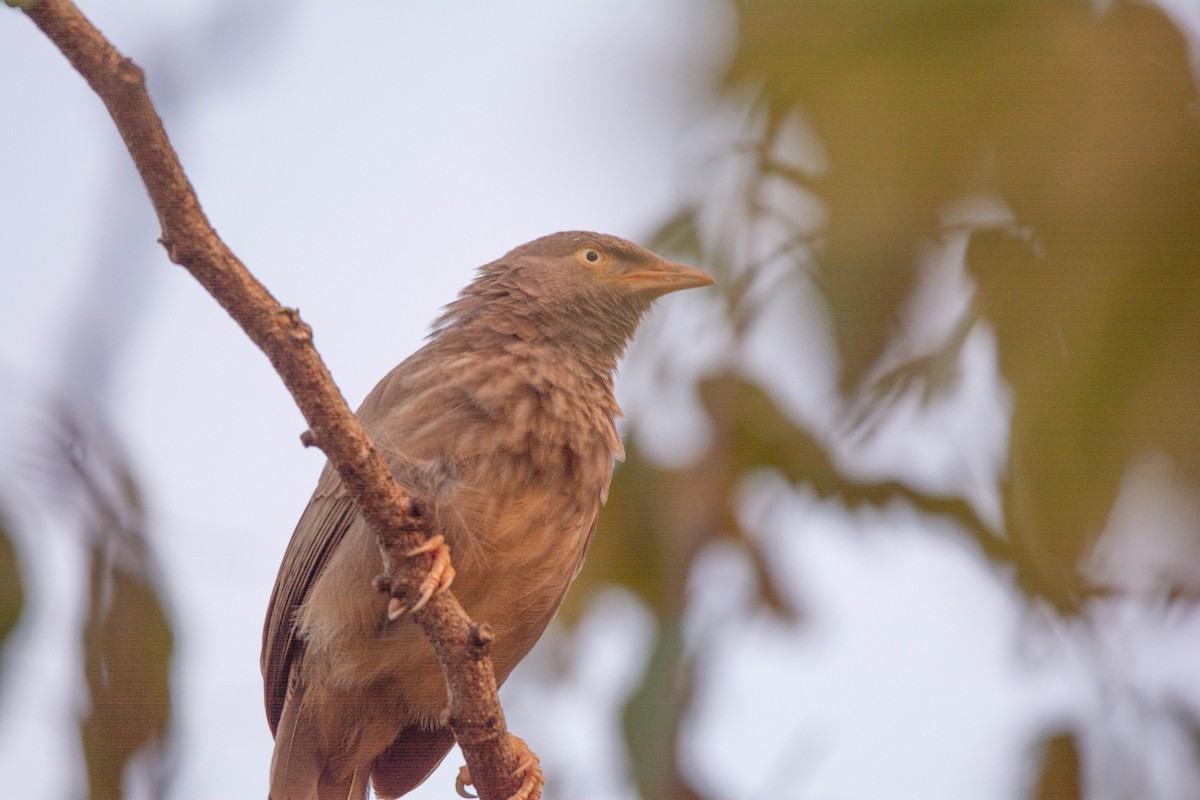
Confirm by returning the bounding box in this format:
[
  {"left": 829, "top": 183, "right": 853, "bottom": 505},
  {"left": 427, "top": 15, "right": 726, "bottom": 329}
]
[
  {"left": 455, "top": 735, "right": 544, "bottom": 800},
  {"left": 404, "top": 533, "right": 446, "bottom": 558},
  {"left": 455, "top": 766, "right": 477, "bottom": 799},
  {"left": 386, "top": 534, "right": 456, "bottom": 619}
]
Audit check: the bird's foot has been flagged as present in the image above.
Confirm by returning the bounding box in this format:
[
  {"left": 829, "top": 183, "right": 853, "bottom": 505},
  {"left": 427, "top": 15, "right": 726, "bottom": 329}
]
[
  {"left": 455, "top": 766, "right": 474, "bottom": 799},
  {"left": 454, "top": 735, "right": 544, "bottom": 800},
  {"left": 385, "top": 534, "right": 456, "bottom": 619}
]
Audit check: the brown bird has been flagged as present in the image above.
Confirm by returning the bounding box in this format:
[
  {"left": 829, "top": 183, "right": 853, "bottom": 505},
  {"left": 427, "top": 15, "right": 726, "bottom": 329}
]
[{"left": 262, "top": 232, "right": 713, "bottom": 799}]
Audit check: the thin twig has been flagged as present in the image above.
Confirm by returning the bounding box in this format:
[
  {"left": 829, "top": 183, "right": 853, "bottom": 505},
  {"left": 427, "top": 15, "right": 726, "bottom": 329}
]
[{"left": 11, "top": 0, "right": 525, "bottom": 795}]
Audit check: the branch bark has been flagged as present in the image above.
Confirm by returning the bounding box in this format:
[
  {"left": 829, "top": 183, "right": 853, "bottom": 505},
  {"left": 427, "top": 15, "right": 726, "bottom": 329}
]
[{"left": 12, "top": 0, "right": 527, "bottom": 796}]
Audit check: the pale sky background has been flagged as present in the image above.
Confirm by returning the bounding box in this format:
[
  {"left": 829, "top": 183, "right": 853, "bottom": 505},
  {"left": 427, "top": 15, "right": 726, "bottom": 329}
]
[{"left": 2, "top": 3, "right": 1200, "bottom": 800}]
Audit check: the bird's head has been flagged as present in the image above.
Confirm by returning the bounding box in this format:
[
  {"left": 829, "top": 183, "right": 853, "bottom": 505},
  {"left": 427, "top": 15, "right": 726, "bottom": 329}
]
[
  {"left": 501, "top": 230, "right": 714, "bottom": 301},
  {"left": 433, "top": 231, "right": 714, "bottom": 365}
]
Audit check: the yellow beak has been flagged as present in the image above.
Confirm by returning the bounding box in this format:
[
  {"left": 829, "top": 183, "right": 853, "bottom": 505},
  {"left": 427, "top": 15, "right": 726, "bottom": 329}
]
[{"left": 616, "top": 259, "right": 715, "bottom": 297}]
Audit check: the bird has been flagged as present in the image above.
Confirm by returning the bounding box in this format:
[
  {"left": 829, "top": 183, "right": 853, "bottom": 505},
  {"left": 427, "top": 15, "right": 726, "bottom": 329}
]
[{"left": 261, "top": 231, "right": 714, "bottom": 800}]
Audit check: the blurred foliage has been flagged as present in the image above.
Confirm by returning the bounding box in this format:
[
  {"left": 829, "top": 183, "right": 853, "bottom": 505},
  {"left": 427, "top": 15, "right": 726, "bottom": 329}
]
[
  {"left": 581, "top": 1, "right": 1200, "bottom": 797},
  {"left": 646, "top": 0, "right": 1200, "bottom": 605},
  {"left": 587, "top": 374, "right": 1012, "bottom": 797},
  {"left": 81, "top": 543, "right": 173, "bottom": 800},
  {"left": 622, "top": 620, "right": 699, "bottom": 800},
  {"left": 0, "top": 2, "right": 282, "bottom": 791},
  {"left": 0, "top": 511, "right": 24, "bottom": 662},
  {"left": 580, "top": 376, "right": 804, "bottom": 798},
  {"left": 718, "top": 0, "right": 1200, "bottom": 610},
  {"left": 2, "top": 400, "right": 175, "bottom": 799},
  {"left": 64, "top": 413, "right": 174, "bottom": 800},
  {"left": 1033, "top": 732, "right": 1083, "bottom": 800}
]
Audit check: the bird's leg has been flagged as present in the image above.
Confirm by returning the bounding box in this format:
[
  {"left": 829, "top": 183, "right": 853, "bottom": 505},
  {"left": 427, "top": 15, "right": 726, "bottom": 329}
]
[
  {"left": 385, "top": 534, "right": 456, "bottom": 619},
  {"left": 454, "top": 734, "right": 544, "bottom": 800}
]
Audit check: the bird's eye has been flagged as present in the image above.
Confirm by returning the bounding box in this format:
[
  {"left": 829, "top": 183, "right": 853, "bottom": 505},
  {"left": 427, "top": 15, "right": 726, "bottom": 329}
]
[{"left": 576, "top": 247, "right": 606, "bottom": 269}]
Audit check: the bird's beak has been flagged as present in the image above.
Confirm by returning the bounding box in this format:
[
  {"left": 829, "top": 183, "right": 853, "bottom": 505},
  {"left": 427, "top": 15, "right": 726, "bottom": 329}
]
[{"left": 616, "top": 259, "right": 715, "bottom": 297}]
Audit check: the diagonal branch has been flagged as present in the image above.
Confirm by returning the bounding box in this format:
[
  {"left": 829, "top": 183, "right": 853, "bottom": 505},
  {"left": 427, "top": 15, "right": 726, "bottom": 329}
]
[{"left": 11, "top": 0, "right": 526, "bottom": 796}]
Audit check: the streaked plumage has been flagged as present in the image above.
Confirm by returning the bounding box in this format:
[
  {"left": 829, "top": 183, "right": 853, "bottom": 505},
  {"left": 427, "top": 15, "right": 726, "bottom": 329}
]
[{"left": 261, "top": 231, "right": 713, "bottom": 799}]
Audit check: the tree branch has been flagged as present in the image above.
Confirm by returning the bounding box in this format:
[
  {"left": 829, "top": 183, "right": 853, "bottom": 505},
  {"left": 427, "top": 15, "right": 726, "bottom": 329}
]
[{"left": 12, "top": 0, "right": 527, "bottom": 796}]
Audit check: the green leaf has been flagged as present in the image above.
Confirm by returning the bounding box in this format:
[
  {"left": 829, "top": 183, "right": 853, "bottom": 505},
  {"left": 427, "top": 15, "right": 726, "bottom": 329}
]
[
  {"left": 0, "top": 514, "right": 24, "bottom": 658},
  {"left": 1031, "top": 731, "right": 1082, "bottom": 800},
  {"left": 80, "top": 539, "right": 173, "bottom": 800}
]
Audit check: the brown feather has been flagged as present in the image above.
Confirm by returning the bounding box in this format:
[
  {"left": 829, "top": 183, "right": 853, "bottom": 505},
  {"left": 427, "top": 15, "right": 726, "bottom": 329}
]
[{"left": 262, "top": 487, "right": 355, "bottom": 734}]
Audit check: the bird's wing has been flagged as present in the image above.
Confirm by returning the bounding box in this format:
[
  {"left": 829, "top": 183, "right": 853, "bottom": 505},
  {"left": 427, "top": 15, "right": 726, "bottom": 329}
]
[
  {"left": 261, "top": 361, "right": 426, "bottom": 734},
  {"left": 261, "top": 463, "right": 355, "bottom": 733},
  {"left": 261, "top": 358, "right": 482, "bottom": 734}
]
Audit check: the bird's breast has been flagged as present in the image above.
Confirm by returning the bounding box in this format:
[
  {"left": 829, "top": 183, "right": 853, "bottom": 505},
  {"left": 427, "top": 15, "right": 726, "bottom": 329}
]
[{"left": 305, "top": 344, "right": 622, "bottom": 699}]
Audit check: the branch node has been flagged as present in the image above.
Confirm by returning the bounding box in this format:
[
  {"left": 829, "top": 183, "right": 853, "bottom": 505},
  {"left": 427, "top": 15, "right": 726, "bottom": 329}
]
[
  {"left": 469, "top": 622, "right": 495, "bottom": 649},
  {"left": 157, "top": 235, "right": 178, "bottom": 263},
  {"left": 280, "top": 307, "right": 312, "bottom": 343},
  {"left": 299, "top": 429, "right": 317, "bottom": 448},
  {"left": 116, "top": 55, "right": 143, "bottom": 85}
]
